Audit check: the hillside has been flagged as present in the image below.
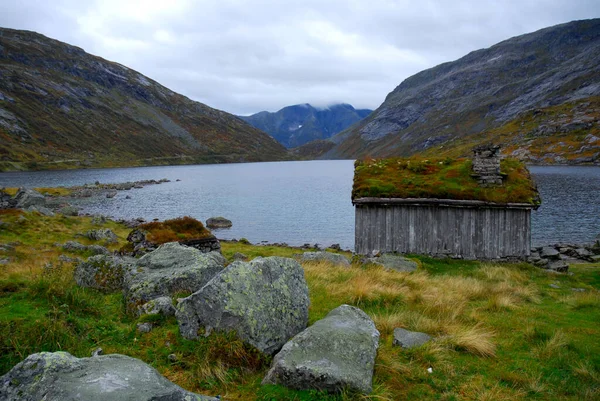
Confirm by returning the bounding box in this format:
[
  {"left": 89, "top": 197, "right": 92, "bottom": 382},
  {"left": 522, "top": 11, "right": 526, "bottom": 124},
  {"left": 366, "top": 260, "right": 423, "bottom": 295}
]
[
  {"left": 324, "top": 19, "right": 600, "bottom": 164},
  {"left": 240, "top": 103, "right": 371, "bottom": 148},
  {"left": 0, "top": 28, "right": 288, "bottom": 171}
]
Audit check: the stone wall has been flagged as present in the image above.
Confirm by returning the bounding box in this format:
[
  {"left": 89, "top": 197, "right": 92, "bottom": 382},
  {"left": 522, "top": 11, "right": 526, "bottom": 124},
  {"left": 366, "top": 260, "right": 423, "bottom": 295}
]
[{"left": 182, "top": 236, "right": 221, "bottom": 253}]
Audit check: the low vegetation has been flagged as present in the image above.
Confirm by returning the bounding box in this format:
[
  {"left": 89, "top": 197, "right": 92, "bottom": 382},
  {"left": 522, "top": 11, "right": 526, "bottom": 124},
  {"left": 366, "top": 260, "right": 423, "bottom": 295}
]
[
  {"left": 138, "top": 216, "right": 213, "bottom": 244},
  {"left": 1, "top": 211, "right": 599, "bottom": 400},
  {"left": 420, "top": 97, "right": 600, "bottom": 165},
  {"left": 353, "top": 157, "right": 540, "bottom": 205}
]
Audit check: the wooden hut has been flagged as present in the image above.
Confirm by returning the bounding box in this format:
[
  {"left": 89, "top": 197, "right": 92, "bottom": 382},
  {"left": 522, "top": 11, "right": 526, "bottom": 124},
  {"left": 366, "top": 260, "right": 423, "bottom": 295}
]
[{"left": 352, "top": 146, "right": 540, "bottom": 259}]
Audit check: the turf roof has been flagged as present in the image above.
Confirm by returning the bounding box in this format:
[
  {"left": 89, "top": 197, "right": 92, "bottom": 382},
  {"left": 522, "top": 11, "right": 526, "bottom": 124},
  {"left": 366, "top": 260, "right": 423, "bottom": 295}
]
[{"left": 352, "top": 157, "right": 540, "bottom": 206}]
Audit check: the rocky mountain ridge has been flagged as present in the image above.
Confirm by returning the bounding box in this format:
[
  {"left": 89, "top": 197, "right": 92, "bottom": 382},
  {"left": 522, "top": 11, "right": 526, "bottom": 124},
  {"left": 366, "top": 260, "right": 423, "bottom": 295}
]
[
  {"left": 240, "top": 103, "right": 371, "bottom": 148},
  {"left": 0, "top": 28, "right": 288, "bottom": 171},
  {"left": 323, "top": 19, "right": 600, "bottom": 164}
]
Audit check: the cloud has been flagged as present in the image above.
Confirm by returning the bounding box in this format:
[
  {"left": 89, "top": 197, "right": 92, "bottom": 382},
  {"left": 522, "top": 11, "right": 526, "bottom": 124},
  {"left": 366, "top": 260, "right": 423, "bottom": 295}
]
[{"left": 1, "top": 0, "right": 598, "bottom": 115}]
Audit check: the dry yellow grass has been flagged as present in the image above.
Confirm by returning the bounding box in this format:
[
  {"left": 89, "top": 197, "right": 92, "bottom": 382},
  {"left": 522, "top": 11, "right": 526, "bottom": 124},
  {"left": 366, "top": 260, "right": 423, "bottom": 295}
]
[{"left": 443, "top": 324, "right": 497, "bottom": 357}]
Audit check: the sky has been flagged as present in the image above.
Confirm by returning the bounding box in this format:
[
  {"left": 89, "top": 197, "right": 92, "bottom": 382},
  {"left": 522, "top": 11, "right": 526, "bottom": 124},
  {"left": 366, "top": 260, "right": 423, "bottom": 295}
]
[{"left": 0, "top": 1, "right": 598, "bottom": 115}]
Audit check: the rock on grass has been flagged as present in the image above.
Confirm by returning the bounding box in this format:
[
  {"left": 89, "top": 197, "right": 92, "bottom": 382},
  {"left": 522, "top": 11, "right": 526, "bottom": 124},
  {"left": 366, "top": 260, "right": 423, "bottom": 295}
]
[
  {"left": 123, "top": 242, "right": 225, "bottom": 315},
  {"left": 262, "top": 304, "right": 379, "bottom": 394},
  {"left": 0, "top": 351, "right": 218, "bottom": 400},
  {"left": 176, "top": 256, "right": 309, "bottom": 355}
]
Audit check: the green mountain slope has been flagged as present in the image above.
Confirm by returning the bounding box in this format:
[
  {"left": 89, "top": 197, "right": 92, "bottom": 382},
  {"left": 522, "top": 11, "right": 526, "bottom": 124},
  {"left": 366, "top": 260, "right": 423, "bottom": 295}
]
[
  {"left": 0, "top": 28, "right": 288, "bottom": 171},
  {"left": 240, "top": 103, "right": 371, "bottom": 148},
  {"left": 324, "top": 19, "right": 600, "bottom": 164}
]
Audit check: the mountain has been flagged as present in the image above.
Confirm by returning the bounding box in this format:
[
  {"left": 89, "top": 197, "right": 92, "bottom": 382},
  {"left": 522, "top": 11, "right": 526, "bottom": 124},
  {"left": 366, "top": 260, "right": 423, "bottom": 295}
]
[
  {"left": 324, "top": 19, "right": 600, "bottom": 165},
  {"left": 239, "top": 103, "right": 371, "bottom": 148},
  {"left": 0, "top": 28, "right": 287, "bottom": 171}
]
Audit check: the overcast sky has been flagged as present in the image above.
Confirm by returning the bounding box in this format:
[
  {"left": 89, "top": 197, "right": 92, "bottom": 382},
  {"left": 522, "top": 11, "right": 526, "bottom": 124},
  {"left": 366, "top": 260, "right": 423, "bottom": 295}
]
[{"left": 1, "top": 1, "right": 598, "bottom": 115}]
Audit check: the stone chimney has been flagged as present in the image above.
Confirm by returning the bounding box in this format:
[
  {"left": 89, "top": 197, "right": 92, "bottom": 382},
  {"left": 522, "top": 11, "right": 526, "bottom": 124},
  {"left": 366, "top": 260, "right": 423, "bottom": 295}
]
[{"left": 471, "top": 145, "right": 504, "bottom": 187}]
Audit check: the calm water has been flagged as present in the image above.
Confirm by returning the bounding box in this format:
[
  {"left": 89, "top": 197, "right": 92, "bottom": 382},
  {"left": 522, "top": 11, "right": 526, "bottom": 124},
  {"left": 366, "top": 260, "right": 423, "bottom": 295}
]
[{"left": 0, "top": 161, "right": 598, "bottom": 249}]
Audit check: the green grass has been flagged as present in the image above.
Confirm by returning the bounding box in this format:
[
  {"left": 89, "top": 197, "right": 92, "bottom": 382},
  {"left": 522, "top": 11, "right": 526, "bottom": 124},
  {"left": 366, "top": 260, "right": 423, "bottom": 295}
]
[
  {"left": 352, "top": 157, "right": 540, "bottom": 205},
  {"left": 1, "top": 212, "right": 599, "bottom": 400}
]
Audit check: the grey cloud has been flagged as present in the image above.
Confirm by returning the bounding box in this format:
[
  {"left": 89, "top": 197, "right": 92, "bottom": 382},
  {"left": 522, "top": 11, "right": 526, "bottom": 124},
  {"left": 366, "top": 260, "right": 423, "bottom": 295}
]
[{"left": 0, "top": 0, "right": 598, "bottom": 115}]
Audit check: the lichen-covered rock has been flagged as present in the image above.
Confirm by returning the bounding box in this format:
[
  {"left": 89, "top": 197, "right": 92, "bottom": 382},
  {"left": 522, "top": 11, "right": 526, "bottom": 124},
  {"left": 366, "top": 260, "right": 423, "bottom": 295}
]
[
  {"left": 301, "top": 251, "right": 350, "bottom": 266},
  {"left": 176, "top": 256, "right": 309, "bottom": 355},
  {"left": 0, "top": 351, "right": 217, "bottom": 401},
  {"left": 124, "top": 242, "right": 225, "bottom": 314},
  {"left": 206, "top": 216, "right": 233, "bottom": 229},
  {"left": 74, "top": 255, "right": 133, "bottom": 292},
  {"left": 392, "top": 328, "right": 432, "bottom": 348},
  {"left": 366, "top": 253, "right": 418, "bottom": 272},
  {"left": 13, "top": 188, "right": 46, "bottom": 209},
  {"left": 84, "top": 228, "right": 118, "bottom": 244},
  {"left": 140, "top": 296, "right": 176, "bottom": 316},
  {"left": 262, "top": 304, "right": 379, "bottom": 394}
]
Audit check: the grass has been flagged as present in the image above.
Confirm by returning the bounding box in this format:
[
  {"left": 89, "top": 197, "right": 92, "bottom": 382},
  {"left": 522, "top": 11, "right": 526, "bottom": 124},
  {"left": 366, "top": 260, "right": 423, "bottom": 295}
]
[
  {"left": 1, "top": 212, "right": 599, "bottom": 400},
  {"left": 352, "top": 157, "right": 540, "bottom": 205}
]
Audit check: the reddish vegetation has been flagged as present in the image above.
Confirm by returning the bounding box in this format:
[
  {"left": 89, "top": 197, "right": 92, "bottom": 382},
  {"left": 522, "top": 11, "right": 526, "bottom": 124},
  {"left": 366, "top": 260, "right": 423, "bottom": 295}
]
[{"left": 139, "top": 216, "right": 212, "bottom": 244}]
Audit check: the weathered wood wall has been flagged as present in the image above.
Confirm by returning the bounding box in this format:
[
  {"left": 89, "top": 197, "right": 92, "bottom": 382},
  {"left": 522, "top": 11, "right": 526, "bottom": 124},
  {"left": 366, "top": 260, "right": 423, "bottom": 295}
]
[{"left": 355, "top": 200, "right": 532, "bottom": 259}]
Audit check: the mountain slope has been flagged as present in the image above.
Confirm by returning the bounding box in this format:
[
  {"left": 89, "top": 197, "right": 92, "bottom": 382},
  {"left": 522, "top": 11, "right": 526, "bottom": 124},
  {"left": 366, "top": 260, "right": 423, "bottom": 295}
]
[
  {"left": 325, "top": 19, "right": 600, "bottom": 164},
  {"left": 240, "top": 103, "right": 371, "bottom": 148},
  {"left": 0, "top": 28, "right": 287, "bottom": 171}
]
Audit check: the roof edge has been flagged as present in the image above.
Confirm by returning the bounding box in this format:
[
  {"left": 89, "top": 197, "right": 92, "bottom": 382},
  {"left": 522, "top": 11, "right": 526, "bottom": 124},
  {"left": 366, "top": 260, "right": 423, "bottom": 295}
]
[{"left": 352, "top": 197, "right": 538, "bottom": 209}]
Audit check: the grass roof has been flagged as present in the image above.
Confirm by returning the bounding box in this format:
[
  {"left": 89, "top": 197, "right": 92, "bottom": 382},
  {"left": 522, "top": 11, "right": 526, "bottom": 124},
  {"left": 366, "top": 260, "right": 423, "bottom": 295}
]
[{"left": 352, "top": 157, "right": 540, "bottom": 205}]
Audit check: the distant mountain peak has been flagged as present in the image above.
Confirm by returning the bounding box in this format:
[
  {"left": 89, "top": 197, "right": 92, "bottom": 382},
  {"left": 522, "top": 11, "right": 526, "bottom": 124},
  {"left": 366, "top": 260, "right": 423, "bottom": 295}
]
[{"left": 240, "top": 103, "right": 372, "bottom": 148}]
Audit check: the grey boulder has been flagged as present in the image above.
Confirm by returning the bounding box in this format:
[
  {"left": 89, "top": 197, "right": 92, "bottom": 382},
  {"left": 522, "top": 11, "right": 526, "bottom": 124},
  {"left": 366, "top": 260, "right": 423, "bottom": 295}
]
[
  {"left": 85, "top": 228, "right": 118, "bottom": 244},
  {"left": 176, "top": 256, "right": 309, "bottom": 355},
  {"left": 301, "top": 251, "right": 350, "bottom": 267},
  {"left": 392, "top": 328, "right": 432, "bottom": 348},
  {"left": 14, "top": 188, "right": 46, "bottom": 209},
  {"left": 74, "top": 255, "right": 133, "bottom": 292},
  {"left": 206, "top": 216, "right": 232, "bottom": 229},
  {"left": 540, "top": 247, "right": 560, "bottom": 259},
  {"left": 0, "top": 351, "right": 217, "bottom": 401},
  {"left": 58, "top": 205, "right": 79, "bottom": 216},
  {"left": 262, "top": 304, "right": 379, "bottom": 394},
  {"left": 124, "top": 242, "right": 225, "bottom": 314},
  {"left": 25, "top": 205, "right": 55, "bottom": 216},
  {"left": 366, "top": 253, "right": 418, "bottom": 272},
  {"left": 140, "top": 296, "right": 176, "bottom": 316}
]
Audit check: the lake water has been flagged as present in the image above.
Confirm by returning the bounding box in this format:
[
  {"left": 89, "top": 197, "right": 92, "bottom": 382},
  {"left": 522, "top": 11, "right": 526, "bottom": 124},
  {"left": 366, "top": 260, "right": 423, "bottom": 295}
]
[{"left": 0, "top": 161, "right": 598, "bottom": 249}]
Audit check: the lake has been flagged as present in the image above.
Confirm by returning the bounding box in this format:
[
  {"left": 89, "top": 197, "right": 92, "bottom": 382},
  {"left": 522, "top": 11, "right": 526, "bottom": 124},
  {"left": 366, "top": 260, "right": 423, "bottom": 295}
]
[{"left": 0, "top": 161, "right": 598, "bottom": 250}]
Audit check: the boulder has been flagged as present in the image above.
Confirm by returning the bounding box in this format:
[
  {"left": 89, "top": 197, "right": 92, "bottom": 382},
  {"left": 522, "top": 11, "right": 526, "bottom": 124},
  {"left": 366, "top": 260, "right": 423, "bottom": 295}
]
[
  {"left": 62, "top": 241, "right": 109, "bottom": 255},
  {"left": 301, "top": 251, "right": 350, "bottom": 267},
  {"left": 366, "top": 253, "right": 418, "bottom": 272},
  {"left": 262, "top": 304, "right": 379, "bottom": 394},
  {"left": 176, "top": 256, "right": 309, "bottom": 355},
  {"left": 25, "top": 205, "right": 55, "bottom": 216},
  {"left": 123, "top": 242, "right": 225, "bottom": 314},
  {"left": 232, "top": 252, "right": 248, "bottom": 261},
  {"left": 0, "top": 351, "right": 217, "bottom": 400},
  {"left": 58, "top": 205, "right": 79, "bottom": 216},
  {"left": 206, "top": 216, "right": 233, "bottom": 229},
  {"left": 0, "top": 189, "right": 16, "bottom": 209},
  {"left": 85, "top": 228, "right": 118, "bottom": 244},
  {"left": 547, "top": 260, "right": 569, "bottom": 272},
  {"left": 74, "top": 255, "right": 133, "bottom": 292},
  {"left": 540, "top": 247, "right": 560, "bottom": 259},
  {"left": 13, "top": 188, "right": 46, "bottom": 209},
  {"left": 140, "top": 296, "right": 176, "bottom": 316},
  {"left": 392, "top": 328, "right": 432, "bottom": 348}
]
